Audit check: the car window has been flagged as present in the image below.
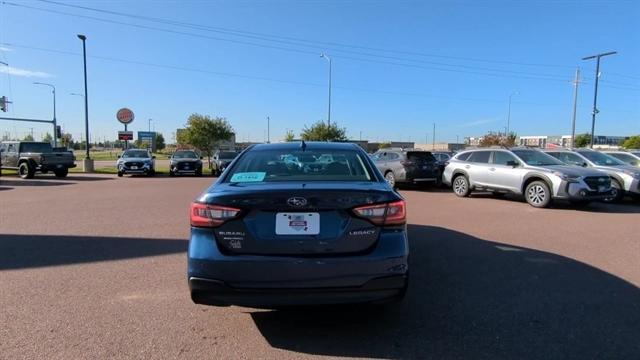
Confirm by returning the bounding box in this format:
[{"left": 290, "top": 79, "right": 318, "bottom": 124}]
[
  {"left": 122, "top": 150, "right": 150, "bottom": 158},
  {"left": 607, "top": 153, "right": 637, "bottom": 165},
  {"left": 492, "top": 151, "right": 518, "bottom": 166},
  {"left": 554, "top": 152, "right": 585, "bottom": 166},
  {"left": 20, "top": 142, "right": 53, "bottom": 153},
  {"left": 406, "top": 151, "right": 436, "bottom": 163},
  {"left": 468, "top": 151, "right": 491, "bottom": 164},
  {"left": 455, "top": 152, "right": 472, "bottom": 161},
  {"left": 511, "top": 150, "right": 564, "bottom": 166},
  {"left": 225, "top": 149, "right": 373, "bottom": 182},
  {"left": 576, "top": 151, "right": 625, "bottom": 166},
  {"left": 173, "top": 151, "right": 198, "bottom": 159},
  {"left": 388, "top": 152, "right": 400, "bottom": 160},
  {"left": 218, "top": 151, "right": 239, "bottom": 160},
  {"left": 7, "top": 144, "right": 16, "bottom": 153}
]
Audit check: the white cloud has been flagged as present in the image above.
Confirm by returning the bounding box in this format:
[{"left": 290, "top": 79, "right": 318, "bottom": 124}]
[
  {"left": 0, "top": 66, "right": 52, "bottom": 78},
  {"left": 0, "top": 46, "right": 13, "bottom": 52},
  {"left": 456, "top": 118, "right": 497, "bottom": 128}
]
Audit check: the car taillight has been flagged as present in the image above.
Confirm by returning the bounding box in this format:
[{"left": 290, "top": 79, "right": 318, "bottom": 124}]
[
  {"left": 353, "top": 200, "right": 406, "bottom": 226},
  {"left": 190, "top": 203, "right": 241, "bottom": 228}
]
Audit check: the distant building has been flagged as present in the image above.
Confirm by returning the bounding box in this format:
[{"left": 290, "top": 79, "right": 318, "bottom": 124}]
[
  {"left": 415, "top": 143, "right": 466, "bottom": 152},
  {"left": 464, "top": 137, "right": 483, "bottom": 146},
  {"left": 517, "top": 135, "right": 627, "bottom": 149}
]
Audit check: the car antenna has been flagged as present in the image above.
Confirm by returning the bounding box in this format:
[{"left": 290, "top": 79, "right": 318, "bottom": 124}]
[{"left": 300, "top": 140, "right": 307, "bottom": 151}]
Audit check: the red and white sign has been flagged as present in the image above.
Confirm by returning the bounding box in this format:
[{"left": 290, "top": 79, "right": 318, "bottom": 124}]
[
  {"left": 116, "top": 108, "right": 135, "bottom": 124},
  {"left": 118, "top": 131, "right": 134, "bottom": 141}
]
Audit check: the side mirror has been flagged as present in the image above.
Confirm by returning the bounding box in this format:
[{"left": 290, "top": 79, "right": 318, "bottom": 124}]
[
  {"left": 506, "top": 160, "right": 519, "bottom": 167},
  {"left": 117, "top": 155, "right": 120, "bottom": 158},
  {"left": 582, "top": 162, "right": 588, "bottom": 167},
  {"left": 200, "top": 156, "right": 203, "bottom": 160},
  {"left": 152, "top": 155, "right": 156, "bottom": 159}
]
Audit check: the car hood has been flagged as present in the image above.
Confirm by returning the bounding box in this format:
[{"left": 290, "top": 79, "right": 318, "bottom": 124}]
[
  {"left": 171, "top": 158, "right": 201, "bottom": 163},
  {"left": 533, "top": 165, "right": 606, "bottom": 177},
  {"left": 118, "top": 157, "right": 152, "bottom": 162},
  {"left": 592, "top": 164, "right": 639, "bottom": 174}
]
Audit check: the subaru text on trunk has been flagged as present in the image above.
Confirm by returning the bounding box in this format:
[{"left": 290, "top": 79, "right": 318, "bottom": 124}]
[{"left": 188, "top": 142, "right": 409, "bottom": 308}]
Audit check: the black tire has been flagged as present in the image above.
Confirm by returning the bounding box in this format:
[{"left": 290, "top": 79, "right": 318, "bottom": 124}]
[
  {"left": 524, "top": 180, "right": 552, "bottom": 208},
  {"left": 117, "top": 171, "right": 124, "bottom": 177},
  {"left": 452, "top": 175, "right": 471, "bottom": 197},
  {"left": 384, "top": 171, "right": 396, "bottom": 188},
  {"left": 169, "top": 170, "right": 175, "bottom": 177},
  {"left": 604, "top": 179, "right": 623, "bottom": 203},
  {"left": 195, "top": 169, "right": 203, "bottom": 177},
  {"left": 54, "top": 168, "right": 68, "bottom": 178},
  {"left": 148, "top": 168, "right": 155, "bottom": 177},
  {"left": 18, "top": 162, "right": 35, "bottom": 179}
]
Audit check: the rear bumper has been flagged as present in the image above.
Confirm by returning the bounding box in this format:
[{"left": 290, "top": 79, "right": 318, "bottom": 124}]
[
  {"left": 40, "top": 164, "right": 75, "bottom": 171},
  {"left": 188, "top": 227, "right": 409, "bottom": 307},
  {"left": 189, "top": 275, "right": 407, "bottom": 307}
]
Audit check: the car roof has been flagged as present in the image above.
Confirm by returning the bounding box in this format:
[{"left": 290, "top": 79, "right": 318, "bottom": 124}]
[{"left": 250, "top": 142, "right": 360, "bottom": 151}]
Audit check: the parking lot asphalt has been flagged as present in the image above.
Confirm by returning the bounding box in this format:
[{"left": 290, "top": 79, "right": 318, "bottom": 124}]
[{"left": 1, "top": 174, "right": 639, "bottom": 359}]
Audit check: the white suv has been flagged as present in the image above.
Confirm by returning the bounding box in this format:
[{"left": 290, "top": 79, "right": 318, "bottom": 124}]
[{"left": 443, "top": 148, "right": 614, "bottom": 208}]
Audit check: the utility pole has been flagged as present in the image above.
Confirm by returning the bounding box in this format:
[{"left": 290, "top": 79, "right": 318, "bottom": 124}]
[
  {"left": 267, "top": 116, "right": 270, "bottom": 143},
  {"left": 77, "top": 34, "right": 93, "bottom": 171},
  {"left": 432, "top": 123, "right": 435, "bottom": 149},
  {"left": 320, "top": 54, "right": 332, "bottom": 127},
  {"left": 507, "top": 91, "right": 519, "bottom": 135},
  {"left": 582, "top": 51, "right": 617, "bottom": 148},
  {"left": 570, "top": 68, "right": 580, "bottom": 148}
]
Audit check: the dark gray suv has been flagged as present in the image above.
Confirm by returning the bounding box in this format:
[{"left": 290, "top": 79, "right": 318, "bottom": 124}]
[{"left": 372, "top": 149, "right": 441, "bottom": 188}]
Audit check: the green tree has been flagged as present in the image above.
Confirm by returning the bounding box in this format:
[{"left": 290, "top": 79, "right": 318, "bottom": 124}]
[
  {"left": 574, "top": 133, "right": 591, "bottom": 148},
  {"left": 133, "top": 140, "right": 149, "bottom": 149},
  {"left": 155, "top": 133, "right": 166, "bottom": 150},
  {"left": 478, "top": 131, "right": 517, "bottom": 147},
  {"left": 22, "top": 134, "right": 34, "bottom": 141},
  {"left": 181, "top": 113, "right": 234, "bottom": 160},
  {"left": 42, "top": 132, "right": 53, "bottom": 144},
  {"left": 621, "top": 135, "right": 640, "bottom": 149},
  {"left": 300, "top": 121, "right": 347, "bottom": 141},
  {"left": 284, "top": 130, "right": 295, "bottom": 142}
]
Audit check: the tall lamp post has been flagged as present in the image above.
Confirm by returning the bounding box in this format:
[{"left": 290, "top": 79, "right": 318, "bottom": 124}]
[
  {"left": 33, "top": 82, "right": 57, "bottom": 147},
  {"left": 506, "top": 91, "right": 519, "bottom": 136},
  {"left": 77, "top": 34, "right": 93, "bottom": 172},
  {"left": 320, "top": 54, "right": 332, "bottom": 127},
  {"left": 582, "top": 51, "right": 617, "bottom": 148}
]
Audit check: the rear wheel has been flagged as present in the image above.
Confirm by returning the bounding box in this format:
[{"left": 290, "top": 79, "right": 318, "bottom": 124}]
[
  {"left": 54, "top": 168, "right": 68, "bottom": 178},
  {"left": 525, "top": 181, "right": 552, "bottom": 208},
  {"left": 18, "top": 162, "right": 35, "bottom": 179},
  {"left": 452, "top": 175, "right": 471, "bottom": 197},
  {"left": 384, "top": 171, "right": 396, "bottom": 188},
  {"left": 604, "top": 179, "right": 623, "bottom": 203},
  {"left": 195, "top": 169, "right": 203, "bottom": 177},
  {"left": 117, "top": 171, "right": 124, "bottom": 177}
]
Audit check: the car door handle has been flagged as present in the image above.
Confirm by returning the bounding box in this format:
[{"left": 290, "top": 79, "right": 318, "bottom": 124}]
[{"left": 464, "top": 165, "right": 471, "bottom": 169}]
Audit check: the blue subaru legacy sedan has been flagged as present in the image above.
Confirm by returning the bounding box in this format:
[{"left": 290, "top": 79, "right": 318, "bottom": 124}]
[{"left": 188, "top": 141, "right": 409, "bottom": 308}]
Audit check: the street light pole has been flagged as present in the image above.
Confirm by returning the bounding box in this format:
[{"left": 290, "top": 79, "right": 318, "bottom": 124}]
[
  {"left": 267, "top": 116, "right": 270, "bottom": 143},
  {"left": 582, "top": 51, "right": 617, "bottom": 148},
  {"left": 320, "top": 54, "right": 332, "bottom": 127},
  {"left": 507, "top": 91, "right": 519, "bottom": 135},
  {"left": 77, "top": 34, "right": 93, "bottom": 172},
  {"left": 33, "top": 82, "right": 57, "bottom": 147},
  {"left": 570, "top": 68, "right": 580, "bottom": 148},
  {"left": 148, "top": 118, "right": 152, "bottom": 132}
]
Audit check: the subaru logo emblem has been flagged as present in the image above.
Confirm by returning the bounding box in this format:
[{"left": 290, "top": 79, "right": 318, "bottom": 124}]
[{"left": 287, "top": 197, "right": 307, "bottom": 207}]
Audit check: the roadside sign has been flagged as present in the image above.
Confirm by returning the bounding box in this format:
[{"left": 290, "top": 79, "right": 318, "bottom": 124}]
[
  {"left": 116, "top": 108, "right": 135, "bottom": 124},
  {"left": 138, "top": 131, "right": 155, "bottom": 141},
  {"left": 118, "top": 131, "right": 134, "bottom": 141}
]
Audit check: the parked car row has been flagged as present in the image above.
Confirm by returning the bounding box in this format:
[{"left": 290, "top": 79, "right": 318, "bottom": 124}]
[
  {"left": 116, "top": 148, "right": 241, "bottom": 177},
  {"left": 442, "top": 147, "right": 640, "bottom": 208}
]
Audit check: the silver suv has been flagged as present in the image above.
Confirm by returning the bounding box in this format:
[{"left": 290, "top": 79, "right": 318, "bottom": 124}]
[
  {"left": 544, "top": 149, "right": 640, "bottom": 202},
  {"left": 443, "top": 148, "right": 614, "bottom": 208},
  {"left": 372, "top": 149, "right": 441, "bottom": 188}
]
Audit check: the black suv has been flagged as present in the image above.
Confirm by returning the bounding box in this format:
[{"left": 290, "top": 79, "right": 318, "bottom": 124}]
[{"left": 372, "top": 149, "right": 441, "bottom": 188}]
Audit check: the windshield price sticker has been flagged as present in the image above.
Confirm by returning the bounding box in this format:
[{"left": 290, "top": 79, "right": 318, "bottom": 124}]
[{"left": 230, "top": 172, "right": 266, "bottom": 182}]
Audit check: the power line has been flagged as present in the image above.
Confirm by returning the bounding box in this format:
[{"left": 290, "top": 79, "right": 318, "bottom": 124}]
[
  {"left": 36, "top": 0, "right": 576, "bottom": 70},
  {"left": 0, "top": 42, "right": 571, "bottom": 106},
  {"left": 4, "top": 1, "right": 577, "bottom": 82}
]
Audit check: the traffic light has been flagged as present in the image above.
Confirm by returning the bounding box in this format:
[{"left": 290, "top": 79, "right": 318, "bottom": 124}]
[
  {"left": 0, "top": 96, "right": 7, "bottom": 112},
  {"left": 56, "top": 125, "right": 62, "bottom": 139}
]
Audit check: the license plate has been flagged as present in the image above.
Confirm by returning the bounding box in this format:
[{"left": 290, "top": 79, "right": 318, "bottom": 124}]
[
  {"left": 131, "top": 166, "right": 138, "bottom": 169},
  {"left": 598, "top": 186, "right": 606, "bottom": 192},
  {"left": 422, "top": 166, "right": 428, "bottom": 170},
  {"left": 275, "top": 213, "right": 320, "bottom": 235},
  {"left": 56, "top": 164, "right": 63, "bottom": 168}
]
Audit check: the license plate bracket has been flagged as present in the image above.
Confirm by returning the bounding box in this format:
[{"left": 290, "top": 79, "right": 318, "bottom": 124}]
[{"left": 275, "top": 213, "right": 320, "bottom": 235}]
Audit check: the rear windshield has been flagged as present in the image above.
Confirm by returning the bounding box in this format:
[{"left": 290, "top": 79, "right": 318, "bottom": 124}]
[
  {"left": 173, "top": 151, "right": 198, "bottom": 159},
  {"left": 218, "top": 151, "right": 239, "bottom": 160},
  {"left": 225, "top": 149, "right": 373, "bottom": 182},
  {"left": 406, "top": 151, "right": 436, "bottom": 162},
  {"left": 20, "top": 142, "right": 53, "bottom": 153},
  {"left": 577, "top": 151, "right": 625, "bottom": 166},
  {"left": 122, "top": 150, "right": 150, "bottom": 158}
]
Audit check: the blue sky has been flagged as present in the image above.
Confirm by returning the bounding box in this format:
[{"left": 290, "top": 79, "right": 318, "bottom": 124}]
[{"left": 0, "top": 0, "right": 638, "bottom": 144}]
